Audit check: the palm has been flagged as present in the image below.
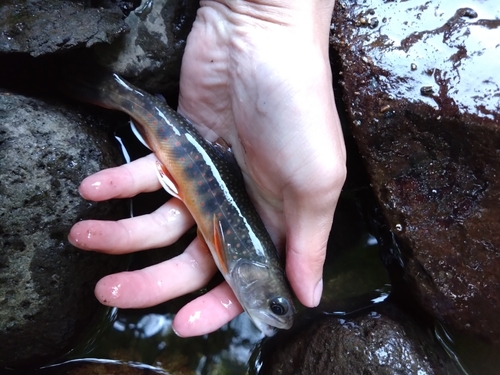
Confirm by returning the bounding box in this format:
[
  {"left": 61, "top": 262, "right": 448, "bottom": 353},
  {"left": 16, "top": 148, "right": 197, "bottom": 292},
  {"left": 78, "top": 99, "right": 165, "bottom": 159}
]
[{"left": 178, "top": 12, "right": 334, "bottom": 249}]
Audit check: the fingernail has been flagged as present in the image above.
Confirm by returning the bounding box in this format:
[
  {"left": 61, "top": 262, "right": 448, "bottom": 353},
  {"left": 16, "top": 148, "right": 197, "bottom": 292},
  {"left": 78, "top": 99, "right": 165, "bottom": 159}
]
[
  {"left": 172, "top": 325, "right": 183, "bottom": 337},
  {"left": 313, "top": 278, "right": 323, "bottom": 307}
]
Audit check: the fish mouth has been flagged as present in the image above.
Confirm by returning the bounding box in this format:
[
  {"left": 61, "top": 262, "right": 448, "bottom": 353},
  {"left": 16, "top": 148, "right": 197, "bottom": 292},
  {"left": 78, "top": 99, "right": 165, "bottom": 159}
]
[{"left": 247, "top": 309, "right": 293, "bottom": 337}]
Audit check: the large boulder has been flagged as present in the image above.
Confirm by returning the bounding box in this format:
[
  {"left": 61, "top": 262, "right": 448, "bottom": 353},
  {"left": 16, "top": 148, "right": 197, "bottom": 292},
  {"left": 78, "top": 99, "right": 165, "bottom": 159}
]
[
  {"left": 0, "top": 0, "right": 128, "bottom": 56},
  {"left": 0, "top": 92, "right": 127, "bottom": 368},
  {"left": 330, "top": 0, "right": 500, "bottom": 342}
]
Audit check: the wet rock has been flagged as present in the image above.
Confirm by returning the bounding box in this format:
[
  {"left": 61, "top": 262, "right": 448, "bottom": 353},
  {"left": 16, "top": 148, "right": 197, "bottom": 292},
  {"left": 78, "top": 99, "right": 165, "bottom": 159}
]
[
  {"left": 95, "top": 0, "right": 199, "bottom": 92},
  {"left": 0, "top": 92, "right": 127, "bottom": 368},
  {"left": 260, "top": 304, "right": 461, "bottom": 375},
  {"left": 0, "top": 0, "right": 128, "bottom": 57},
  {"left": 330, "top": 1, "right": 500, "bottom": 341}
]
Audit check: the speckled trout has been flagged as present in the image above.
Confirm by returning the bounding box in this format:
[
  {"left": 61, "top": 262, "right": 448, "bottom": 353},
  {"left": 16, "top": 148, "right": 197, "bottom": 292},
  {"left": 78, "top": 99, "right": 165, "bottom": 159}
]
[{"left": 63, "top": 71, "right": 295, "bottom": 335}]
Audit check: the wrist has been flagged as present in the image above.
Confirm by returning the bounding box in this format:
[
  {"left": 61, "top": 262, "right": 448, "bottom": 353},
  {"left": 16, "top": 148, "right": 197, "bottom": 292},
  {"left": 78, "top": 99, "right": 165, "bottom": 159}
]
[{"left": 200, "top": 0, "right": 335, "bottom": 31}]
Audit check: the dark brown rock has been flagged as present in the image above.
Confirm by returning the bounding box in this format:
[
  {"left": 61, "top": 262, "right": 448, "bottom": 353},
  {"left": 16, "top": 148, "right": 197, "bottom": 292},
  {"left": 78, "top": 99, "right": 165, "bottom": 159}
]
[
  {"left": 0, "top": 92, "right": 128, "bottom": 368},
  {"left": 260, "top": 304, "right": 461, "bottom": 375},
  {"left": 330, "top": 0, "right": 500, "bottom": 342},
  {"left": 0, "top": 0, "right": 128, "bottom": 57}
]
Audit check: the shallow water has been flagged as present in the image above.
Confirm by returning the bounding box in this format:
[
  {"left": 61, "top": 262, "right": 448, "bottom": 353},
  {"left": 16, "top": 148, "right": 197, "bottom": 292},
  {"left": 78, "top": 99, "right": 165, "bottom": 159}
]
[{"left": 436, "top": 323, "right": 500, "bottom": 375}]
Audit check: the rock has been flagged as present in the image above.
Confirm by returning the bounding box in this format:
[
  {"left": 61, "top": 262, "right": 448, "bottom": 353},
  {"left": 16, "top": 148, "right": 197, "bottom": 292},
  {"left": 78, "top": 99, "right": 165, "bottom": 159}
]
[
  {"left": 330, "top": 1, "right": 500, "bottom": 341},
  {"left": 94, "top": 0, "right": 199, "bottom": 92},
  {"left": 0, "top": 0, "right": 128, "bottom": 57},
  {"left": 0, "top": 92, "right": 127, "bottom": 368},
  {"left": 259, "top": 304, "right": 461, "bottom": 375}
]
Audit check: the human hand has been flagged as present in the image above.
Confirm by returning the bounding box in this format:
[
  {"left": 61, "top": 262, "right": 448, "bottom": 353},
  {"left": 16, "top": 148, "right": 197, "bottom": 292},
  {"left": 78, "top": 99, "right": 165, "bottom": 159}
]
[{"left": 69, "top": 0, "right": 346, "bottom": 337}]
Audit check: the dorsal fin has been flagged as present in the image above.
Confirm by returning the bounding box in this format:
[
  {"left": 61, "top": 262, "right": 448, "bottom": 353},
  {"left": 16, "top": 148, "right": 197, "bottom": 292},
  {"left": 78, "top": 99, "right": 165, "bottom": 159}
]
[{"left": 209, "top": 137, "right": 243, "bottom": 180}]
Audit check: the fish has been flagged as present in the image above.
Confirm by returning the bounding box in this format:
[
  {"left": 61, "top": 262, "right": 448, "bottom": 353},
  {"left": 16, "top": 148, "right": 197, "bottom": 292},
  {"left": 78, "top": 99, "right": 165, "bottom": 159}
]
[{"left": 62, "top": 70, "right": 295, "bottom": 336}]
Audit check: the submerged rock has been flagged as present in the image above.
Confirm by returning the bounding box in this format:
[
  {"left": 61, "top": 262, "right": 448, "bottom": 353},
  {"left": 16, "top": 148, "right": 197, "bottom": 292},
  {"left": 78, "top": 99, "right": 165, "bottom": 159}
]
[
  {"left": 260, "top": 304, "right": 461, "bottom": 375},
  {"left": 330, "top": 1, "right": 500, "bottom": 342},
  {"left": 0, "top": 0, "right": 128, "bottom": 56},
  {"left": 0, "top": 92, "right": 127, "bottom": 368}
]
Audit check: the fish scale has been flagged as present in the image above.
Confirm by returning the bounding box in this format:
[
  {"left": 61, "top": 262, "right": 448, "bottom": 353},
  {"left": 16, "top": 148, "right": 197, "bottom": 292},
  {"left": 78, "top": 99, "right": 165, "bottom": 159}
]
[{"left": 62, "top": 70, "right": 295, "bottom": 336}]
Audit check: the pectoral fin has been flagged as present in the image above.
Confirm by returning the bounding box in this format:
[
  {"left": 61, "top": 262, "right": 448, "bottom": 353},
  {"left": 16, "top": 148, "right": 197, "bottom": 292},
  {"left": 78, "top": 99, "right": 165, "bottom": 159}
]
[
  {"left": 213, "top": 214, "right": 228, "bottom": 274},
  {"left": 155, "top": 160, "right": 181, "bottom": 199}
]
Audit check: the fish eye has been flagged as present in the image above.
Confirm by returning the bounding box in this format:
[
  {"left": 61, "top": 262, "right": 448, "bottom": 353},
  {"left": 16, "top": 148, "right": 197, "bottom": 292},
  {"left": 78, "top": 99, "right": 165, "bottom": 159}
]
[{"left": 270, "top": 297, "right": 289, "bottom": 316}]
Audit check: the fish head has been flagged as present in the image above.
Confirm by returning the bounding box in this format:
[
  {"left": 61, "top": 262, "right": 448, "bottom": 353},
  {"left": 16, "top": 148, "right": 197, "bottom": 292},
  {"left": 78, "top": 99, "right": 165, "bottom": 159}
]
[{"left": 230, "top": 259, "right": 295, "bottom": 336}]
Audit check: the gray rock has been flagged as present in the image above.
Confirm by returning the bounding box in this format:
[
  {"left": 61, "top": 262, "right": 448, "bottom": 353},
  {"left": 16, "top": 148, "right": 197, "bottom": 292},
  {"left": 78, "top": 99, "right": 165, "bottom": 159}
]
[
  {"left": 0, "top": 0, "right": 128, "bottom": 57},
  {"left": 94, "top": 0, "right": 199, "bottom": 92},
  {"left": 331, "top": 0, "right": 500, "bottom": 342},
  {"left": 0, "top": 92, "right": 127, "bottom": 368},
  {"left": 261, "top": 304, "right": 462, "bottom": 375}
]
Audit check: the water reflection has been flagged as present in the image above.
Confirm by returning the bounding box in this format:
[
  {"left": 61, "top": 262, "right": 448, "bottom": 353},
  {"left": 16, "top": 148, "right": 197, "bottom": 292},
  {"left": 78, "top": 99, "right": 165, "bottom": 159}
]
[
  {"left": 350, "top": 0, "right": 500, "bottom": 117},
  {"left": 435, "top": 322, "right": 500, "bottom": 375}
]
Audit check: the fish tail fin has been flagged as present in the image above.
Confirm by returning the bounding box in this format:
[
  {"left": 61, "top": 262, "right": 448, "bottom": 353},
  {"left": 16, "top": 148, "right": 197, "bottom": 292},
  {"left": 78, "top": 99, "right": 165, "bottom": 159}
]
[{"left": 59, "top": 66, "right": 124, "bottom": 110}]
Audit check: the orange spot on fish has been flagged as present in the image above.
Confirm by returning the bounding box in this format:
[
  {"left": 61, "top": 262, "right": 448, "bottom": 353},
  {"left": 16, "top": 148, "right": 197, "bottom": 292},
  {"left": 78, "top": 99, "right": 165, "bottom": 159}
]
[
  {"left": 180, "top": 157, "right": 185, "bottom": 161},
  {"left": 201, "top": 202, "right": 205, "bottom": 207},
  {"left": 197, "top": 181, "right": 202, "bottom": 186},
  {"left": 175, "top": 141, "right": 180, "bottom": 147},
  {"left": 226, "top": 230, "right": 231, "bottom": 235}
]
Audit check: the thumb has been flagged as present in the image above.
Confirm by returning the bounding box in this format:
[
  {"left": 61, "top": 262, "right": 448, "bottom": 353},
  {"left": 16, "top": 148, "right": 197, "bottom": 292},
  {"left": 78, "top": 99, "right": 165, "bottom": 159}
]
[{"left": 283, "top": 168, "right": 345, "bottom": 307}]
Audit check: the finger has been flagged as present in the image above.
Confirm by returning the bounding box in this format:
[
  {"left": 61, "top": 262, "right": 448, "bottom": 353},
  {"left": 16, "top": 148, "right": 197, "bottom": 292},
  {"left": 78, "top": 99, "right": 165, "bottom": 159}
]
[
  {"left": 172, "top": 282, "right": 243, "bottom": 337},
  {"left": 79, "top": 153, "right": 161, "bottom": 201},
  {"left": 283, "top": 169, "right": 345, "bottom": 307},
  {"left": 94, "top": 237, "right": 217, "bottom": 308},
  {"left": 69, "top": 198, "right": 195, "bottom": 253}
]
